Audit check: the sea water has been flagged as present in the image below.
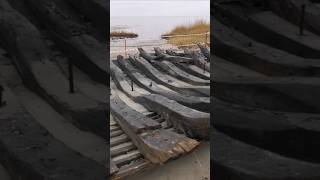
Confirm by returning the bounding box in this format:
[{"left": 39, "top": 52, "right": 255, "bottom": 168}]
[{"left": 111, "top": 0, "right": 210, "bottom": 44}]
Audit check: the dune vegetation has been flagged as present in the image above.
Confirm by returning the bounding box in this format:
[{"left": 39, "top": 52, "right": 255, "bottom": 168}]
[
  {"left": 110, "top": 31, "right": 138, "bottom": 39},
  {"left": 162, "top": 20, "right": 210, "bottom": 46}
]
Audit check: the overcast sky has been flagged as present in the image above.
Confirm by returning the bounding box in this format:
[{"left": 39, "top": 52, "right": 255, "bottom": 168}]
[{"left": 111, "top": 0, "right": 210, "bottom": 17}]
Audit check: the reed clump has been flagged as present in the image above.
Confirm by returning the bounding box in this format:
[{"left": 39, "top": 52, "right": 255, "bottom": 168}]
[{"left": 111, "top": 31, "right": 138, "bottom": 39}]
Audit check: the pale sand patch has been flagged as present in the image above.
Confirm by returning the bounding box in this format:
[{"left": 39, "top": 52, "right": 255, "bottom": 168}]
[{"left": 123, "top": 142, "right": 210, "bottom": 180}]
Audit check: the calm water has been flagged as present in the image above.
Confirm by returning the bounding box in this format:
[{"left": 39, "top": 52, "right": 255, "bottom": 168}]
[{"left": 110, "top": 16, "right": 210, "bottom": 42}]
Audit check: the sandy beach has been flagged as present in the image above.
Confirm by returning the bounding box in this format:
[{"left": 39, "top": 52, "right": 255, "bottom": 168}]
[{"left": 123, "top": 142, "right": 210, "bottom": 180}]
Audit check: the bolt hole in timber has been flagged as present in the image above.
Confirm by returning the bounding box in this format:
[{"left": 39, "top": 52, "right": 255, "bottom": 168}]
[{"left": 110, "top": 0, "right": 210, "bottom": 179}]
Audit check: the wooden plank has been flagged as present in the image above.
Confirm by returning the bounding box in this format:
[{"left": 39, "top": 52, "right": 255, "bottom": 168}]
[
  {"left": 112, "top": 150, "right": 142, "bottom": 166},
  {"left": 110, "top": 159, "right": 119, "bottom": 175},
  {"left": 144, "top": 112, "right": 156, "bottom": 117},
  {"left": 138, "top": 48, "right": 157, "bottom": 60},
  {"left": 111, "top": 134, "right": 129, "bottom": 147},
  {"left": 110, "top": 125, "right": 120, "bottom": 132},
  {"left": 128, "top": 56, "right": 209, "bottom": 97},
  {"left": 111, "top": 95, "right": 199, "bottom": 164},
  {"left": 111, "top": 159, "right": 151, "bottom": 180},
  {"left": 154, "top": 47, "right": 194, "bottom": 63},
  {"left": 150, "top": 114, "right": 161, "bottom": 119},
  {"left": 111, "top": 142, "right": 135, "bottom": 157},
  {"left": 111, "top": 97, "right": 161, "bottom": 134},
  {"left": 110, "top": 120, "right": 116, "bottom": 126},
  {"left": 110, "top": 130, "right": 123, "bottom": 138},
  {"left": 137, "top": 94, "right": 210, "bottom": 139}
]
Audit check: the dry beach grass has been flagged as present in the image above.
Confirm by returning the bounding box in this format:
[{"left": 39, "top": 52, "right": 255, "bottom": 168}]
[{"left": 163, "top": 20, "right": 210, "bottom": 46}]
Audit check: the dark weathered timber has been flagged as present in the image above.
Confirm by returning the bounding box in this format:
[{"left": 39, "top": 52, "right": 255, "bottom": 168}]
[
  {"left": 152, "top": 60, "right": 210, "bottom": 86},
  {"left": 0, "top": 1, "right": 107, "bottom": 137},
  {"left": 141, "top": 47, "right": 207, "bottom": 74},
  {"left": 17, "top": 0, "right": 108, "bottom": 84},
  {"left": 212, "top": 1, "right": 320, "bottom": 179},
  {"left": 111, "top": 66, "right": 210, "bottom": 138},
  {"left": 111, "top": 160, "right": 151, "bottom": 180},
  {"left": 65, "top": 0, "right": 109, "bottom": 37},
  {"left": 129, "top": 56, "right": 209, "bottom": 97},
  {"left": 175, "top": 48, "right": 211, "bottom": 72},
  {"left": 267, "top": 0, "right": 320, "bottom": 36},
  {"left": 153, "top": 47, "right": 194, "bottom": 63},
  {"left": 174, "top": 62, "right": 211, "bottom": 80},
  {"left": 110, "top": 94, "right": 199, "bottom": 163},
  {"left": 191, "top": 53, "right": 210, "bottom": 72},
  {"left": 110, "top": 142, "right": 135, "bottom": 157},
  {"left": 0, "top": 84, "right": 106, "bottom": 180},
  {"left": 213, "top": 56, "right": 266, "bottom": 79},
  {"left": 212, "top": 128, "right": 320, "bottom": 180},
  {"left": 110, "top": 158, "right": 119, "bottom": 175},
  {"left": 138, "top": 48, "right": 158, "bottom": 61},
  {"left": 111, "top": 60, "right": 210, "bottom": 112},
  {"left": 213, "top": 2, "right": 320, "bottom": 58},
  {"left": 213, "top": 98, "right": 320, "bottom": 162},
  {"left": 213, "top": 77, "right": 320, "bottom": 113},
  {"left": 109, "top": 114, "right": 150, "bottom": 179},
  {"left": 135, "top": 94, "right": 210, "bottom": 139},
  {"left": 111, "top": 134, "right": 129, "bottom": 146},
  {"left": 113, "top": 150, "right": 142, "bottom": 167},
  {"left": 212, "top": 17, "right": 320, "bottom": 77},
  {"left": 111, "top": 98, "right": 161, "bottom": 134}
]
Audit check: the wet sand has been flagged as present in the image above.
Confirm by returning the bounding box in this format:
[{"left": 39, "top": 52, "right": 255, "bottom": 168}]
[{"left": 124, "top": 142, "right": 210, "bottom": 180}]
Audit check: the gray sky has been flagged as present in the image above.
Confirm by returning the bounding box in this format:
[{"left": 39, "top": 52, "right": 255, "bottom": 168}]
[{"left": 111, "top": 0, "right": 210, "bottom": 17}]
